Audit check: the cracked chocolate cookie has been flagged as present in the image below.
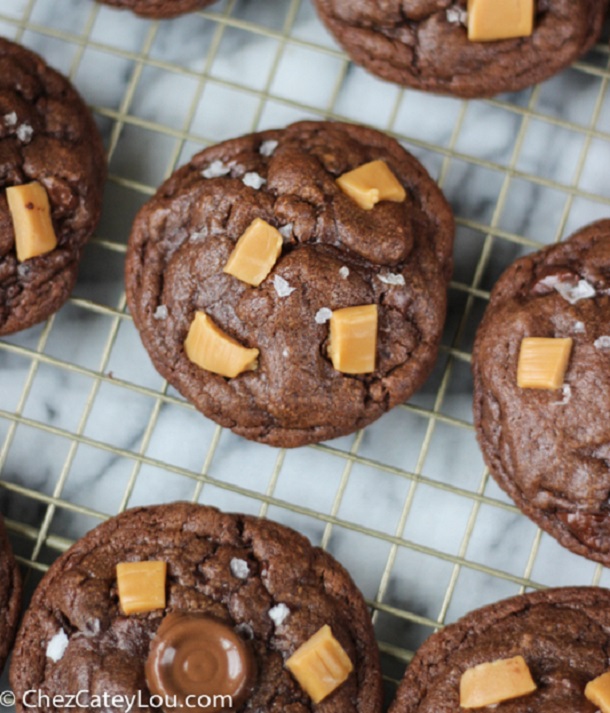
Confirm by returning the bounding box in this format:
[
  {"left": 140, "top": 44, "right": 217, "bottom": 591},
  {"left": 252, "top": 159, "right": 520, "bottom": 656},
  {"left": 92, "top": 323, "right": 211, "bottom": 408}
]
[
  {"left": 0, "top": 513, "right": 21, "bottom": 674},
  {"left": 390, "top": 587, "right": 610, "bottom": 713},
  {"left": 10, "top": 502, "right": 383, "bottom": 713},
  {"left": 125, "top": 121, "right": 454, "bottom": 447},
  {"left": 96, "top": 0, "right": 218, "bottom": 18},
  {"left": 472, "top": 220, "right": 610, "bottom": 565},
  {"left": 312, "top": 0, "right": 608, "bottom": 98},
  {"left": 0, "top": 38, "right": 106, "bottom": 336}
]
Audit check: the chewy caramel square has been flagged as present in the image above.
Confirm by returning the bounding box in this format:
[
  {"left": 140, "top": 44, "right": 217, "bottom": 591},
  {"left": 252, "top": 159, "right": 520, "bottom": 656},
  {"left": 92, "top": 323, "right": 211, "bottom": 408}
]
[
  {"left": 286, "top": 625, "right": 353, "bottom": 703},
  {"left": 517, "top": 337, "right": 573, "bottom": 390},
  {"left": 6, "top": 181, "right": 58, "bottom": 262},
  {"left": 336, "top": 160, "right": 406, "bottom": 210},
  {"left": 585, "top": 670, "right": 610, "bottom": 713},
  {"left": 223, "top": 218, "right": 283, "bottom": 286},
  {"left": 460, "top": 655, "right": 537, "bottom": 708},
  {"left": 328, "top": 304, "right": 378, "bottom": 374},
  {"left": 184, "top": 311, "right": 259, "bottom": 379},
  {"left": 467, "top": 0, "right": 534, "bottom": 42},
  {"left": 116, "top": 561, "right": 167, "bottom": 615}
]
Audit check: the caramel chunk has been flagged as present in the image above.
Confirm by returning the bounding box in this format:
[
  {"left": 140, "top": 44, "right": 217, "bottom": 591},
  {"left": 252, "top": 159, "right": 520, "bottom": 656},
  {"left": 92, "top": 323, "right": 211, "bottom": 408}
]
[
  {"left": 460, "top": 655, "right": 537, "bottom": 708},
  {"left": 184, "top": 312, "right": 259, "bottom": 378},
  {"left": 585, "top": 670, "right": 610, "bottom": 713},
  {"left": 116, "top": 561, "right": 167, "bottom": 615},
  {"left": 328, "top": 304, "right": 378, "bottom": 374},
  {"left": 336, "top": 160, "right": 406, "bottom": 210},
  {"left": 286, "top": 625, "right": 353, "bottom": 703},
  {"left": 6, "top": 181, "right": 58, "bottom": 262},
  {"left": 517, "top": 337, "right": 573, "bottom": 390},
  {"left": 223, "top": 218, "right": 283, "bottom": 286},
  {"left": 467, "top": 0, "right": 534, "bottom": 42}
]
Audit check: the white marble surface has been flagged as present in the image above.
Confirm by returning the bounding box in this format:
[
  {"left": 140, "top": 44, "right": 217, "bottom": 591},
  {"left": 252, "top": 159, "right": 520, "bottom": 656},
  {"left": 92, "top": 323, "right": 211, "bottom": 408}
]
[{"left": 0, "top": 0, "right": 609, "bottom": 708}]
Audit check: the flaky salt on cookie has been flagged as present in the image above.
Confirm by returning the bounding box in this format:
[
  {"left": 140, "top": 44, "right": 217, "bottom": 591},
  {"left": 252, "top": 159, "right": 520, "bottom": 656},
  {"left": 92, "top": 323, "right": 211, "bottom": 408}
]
[{"left": 125, "top": 121, "right": 454, "bottom": 447}]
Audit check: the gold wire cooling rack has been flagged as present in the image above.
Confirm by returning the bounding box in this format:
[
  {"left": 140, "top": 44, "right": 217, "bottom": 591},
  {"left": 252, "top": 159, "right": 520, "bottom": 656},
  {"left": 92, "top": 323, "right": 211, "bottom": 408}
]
[{"left": 1, "top": 0, "right": 610, "bottom": 706}]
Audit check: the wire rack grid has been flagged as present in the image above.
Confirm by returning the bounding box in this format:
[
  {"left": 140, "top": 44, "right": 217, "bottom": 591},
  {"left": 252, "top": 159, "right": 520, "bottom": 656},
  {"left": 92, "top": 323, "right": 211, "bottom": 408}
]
[{"left": 0, "top": 0, "right": 610, "bottom": 707}]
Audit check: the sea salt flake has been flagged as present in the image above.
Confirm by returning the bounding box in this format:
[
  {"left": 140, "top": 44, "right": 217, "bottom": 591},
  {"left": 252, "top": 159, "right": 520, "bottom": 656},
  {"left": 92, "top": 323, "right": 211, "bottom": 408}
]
[
  {"left": 315, "top": 307, "right": 332, "bottom": 324},
  {"left": 282, "top": 348, "right": 289, "bottom": 357},
  {"left": 17, "top": 263, "right": 30, "bottom": 277},
  {"left": 446, "top": 6, "right": 467, "bottom": 24},
  {"left": 153, "top": 305, "right": 168, "bottom": 320},
  {"left": 273, "top": 275, "right": 295, "bottom": 298},
  {"left": 553, "top": 384, "right": 572, "bottom": 406},
  {"left": 202, "top": 160, "right": 231, "bottom": 179},
  {"left": 269, "top": 603, "right": 290, "bottom": 627},
  {"left": 573, "top": 321, "right": 585, "bottom": 334},
  {"left": 16, "top": 123, "right": 33, "bottom": 143},
  {"left": 242, "top": 172, "right": 266, "bottom": 189},
  {"left": 378, "top": 272, "right": 406, "bottom": 286},
  {"left": 46, "top": 630, "right": 69, "bottom": 662},
  {"left": 594, "top": 336, "right": 610, "bottom": 350},
  {"left": 539, "top": 275, "right": 596, "bottom": 304},
  {"left": 230, "top": 558, "right": 249, "bottom": 579},
  {"left": 3, "top": 111, "right": 17, "bottom": 127},
  {"left": 189, "top": 228, "right": 209, "bottom": 243},
  {"left": 339, "top": 266, "right": 350, "bottom": 279},
  {"left": 259, "top": 140, "right": 278, "bottom": 157},
  {"left": 279, "top": 223, "right": 293, "bottom": 240}
]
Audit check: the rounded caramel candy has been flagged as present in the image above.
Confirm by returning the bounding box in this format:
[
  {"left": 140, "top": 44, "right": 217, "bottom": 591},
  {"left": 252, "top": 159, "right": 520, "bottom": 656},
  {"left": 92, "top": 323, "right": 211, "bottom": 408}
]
[{"left": 145, "top": 612, "right": 257, "bottom": 712}]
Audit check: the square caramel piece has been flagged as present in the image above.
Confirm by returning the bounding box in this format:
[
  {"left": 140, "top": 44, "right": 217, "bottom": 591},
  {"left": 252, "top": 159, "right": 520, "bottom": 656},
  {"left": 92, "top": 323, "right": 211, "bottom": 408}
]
[
  {"left": 286, "top": 624, "right": 353, "bottom": 703},
  {"left": 223, "top": 218, "right": 282, "bottom": 286},
  {"left": 184, "top": 311, "right": 259, "bottom": 379},
  {"left": 328, "top": 304, "right": 378, "bottom": 374},
  {"left": 460, "top": 655, "right": 537, "bottom": 708},
  {"left": 585, "top": 670, "right": 610, "bottom": 713},
  {"left": 336, "top": 160, "right": 406, "bottom": 210},
  {"left": 517, "top": 337, "right": 573, "bottom": 390},
  {"left": 467, "top": 0, "right": 534, "bottom": 42},
  {"left": 116, "top": 561, "right": 167, "bottom": 615},
  {"left": 6, "top": 181, "right": 58, "bottom": 262}
]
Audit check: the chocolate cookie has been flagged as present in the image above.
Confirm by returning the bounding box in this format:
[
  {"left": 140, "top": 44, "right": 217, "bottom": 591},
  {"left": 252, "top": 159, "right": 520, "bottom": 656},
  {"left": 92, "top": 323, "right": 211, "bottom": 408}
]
[
  {"left": 390, "top": 587, "right": 610, "bottom": 713},
  {"left": 10, "top": 503, "right": 382, "bottom": 713},
  {"left": 96, "top": 0, "right": 217, "bottom": 18},
  {"left": 312, "top": 0, "right": 608, "bottom": 98},
  {"left": 0, "top": 38, "right": 106, "bottom": 336},
  {"left": 125, "top": 121, "right": 454, "bottom": 447},
  {"left": 0, "top": 514, "right": 21, "bottom": 674},
  {"left": 472, "top": 220, "right": 610, "bottom": 565}
]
